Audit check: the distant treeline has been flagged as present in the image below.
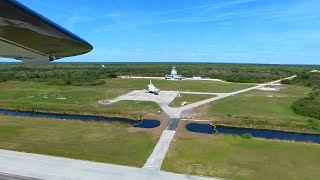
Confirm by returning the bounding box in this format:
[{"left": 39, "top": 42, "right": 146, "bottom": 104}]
[
  {"left": 0, "top": 64, "right": 117, "bottom": 86},
  {"left": 0, "top": 63, "right": 318, "bottom": 86},
  {"left": 282, "top": 72, "right": 320, "bottom": 120},
  {"left": 101, "top": 63, "right": 313, "bottom": 83}
]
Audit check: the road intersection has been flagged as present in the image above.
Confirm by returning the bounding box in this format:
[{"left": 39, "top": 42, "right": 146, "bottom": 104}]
[
  {"left": 0, "top": 76, "right": 296, "bottom": 179},
  {"left": 105, "top": 75, "right": 296, "bottom": 171}
]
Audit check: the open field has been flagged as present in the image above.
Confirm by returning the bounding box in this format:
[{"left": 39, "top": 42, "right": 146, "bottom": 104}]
[
  {"left": 186, "top": 85, "right": 320, "bottom": 133},
  {"left": 0, "top": 80, "right": 162, "bottom": 117},
  {"left": 162, "top": 133, "right": 320, "bottom": 180},
  {"left": 0, "top": 115, "right": 159, "bottom": 167},
  {"left": 0, "top": 80, "right": 252, "bottom": 116},
  {"left": 169, "top": 94, "right": 215, "bottom": 107}
]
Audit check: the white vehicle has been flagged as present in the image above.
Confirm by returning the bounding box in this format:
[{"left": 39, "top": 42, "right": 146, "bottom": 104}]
[
  {"left": 148, "top": 80, "right": 160, "bottom": 95},
  {"left": 181, "top": 101, "right": 187, "bottom": 106}
]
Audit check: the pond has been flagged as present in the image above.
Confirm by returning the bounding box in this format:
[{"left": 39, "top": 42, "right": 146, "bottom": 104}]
[
  {"left": 186, "top": 123, "right": 320, "bottom": 144},
  {"left": 0, "top": 109, "right": 160, "bottom": 129}
]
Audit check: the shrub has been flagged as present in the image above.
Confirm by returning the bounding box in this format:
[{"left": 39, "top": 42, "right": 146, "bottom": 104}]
[
  {"left": 241, "top": 133, "right": 252, "bottom": 139},
  {"left": 291, "top": 93, "right": 320, "bottom": 120}
]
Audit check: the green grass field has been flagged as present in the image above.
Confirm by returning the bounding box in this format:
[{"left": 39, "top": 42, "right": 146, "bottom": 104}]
[
  {"left": 189, "top": 85, "right": 320, "bottom": 133},
  {"left": 0, "top": 115, "right": 157, "bottom": 167},
  {"left": 0, "top": 80, "right": 252, "bottom": 116},
  {"left": 169, "top": 94, "right": 215, "bottom": 107},
  {"left": 0, "top": 81, "right": 162, "bottom": 116},
  {"left": 162, "top": 135, "right": 320, "bottom": 180}
]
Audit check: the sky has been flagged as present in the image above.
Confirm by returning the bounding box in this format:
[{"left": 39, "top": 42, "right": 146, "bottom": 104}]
[{"left": 2, "top": 0, "right": 320, "bottom": 64}]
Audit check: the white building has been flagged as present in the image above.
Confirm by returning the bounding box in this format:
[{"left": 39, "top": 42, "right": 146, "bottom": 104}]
[{"left": 164, "top": 66, "right": 183, "bottom": 80}]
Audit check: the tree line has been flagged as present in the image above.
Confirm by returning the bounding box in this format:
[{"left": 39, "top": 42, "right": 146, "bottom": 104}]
[
  {"left": 282, "top": 72, "right": 320, "bottom": 120},
  {"left": 0, "top": 64, "right": 117, "bottom": 86},
  {"left": 0, "top": 63, "right": 318, "bottom": 86}
]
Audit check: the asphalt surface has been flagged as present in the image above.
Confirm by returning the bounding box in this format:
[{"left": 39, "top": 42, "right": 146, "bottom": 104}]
[{"left": 166, "top": 118, "right": 181, "bottom": 131}]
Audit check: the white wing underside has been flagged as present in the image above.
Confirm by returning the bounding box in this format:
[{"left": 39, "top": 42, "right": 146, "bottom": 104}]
[{"left": 0, "top": 37, "right": 49, "bottom": 63}]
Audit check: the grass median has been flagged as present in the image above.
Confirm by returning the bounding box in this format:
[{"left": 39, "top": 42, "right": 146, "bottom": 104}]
[
  {"left": 0, "top": 115, "right": 158, "bottom": 167},
  {"left": 162, "top": 134, "right": 320, "bottom": 180},
  {"left": 188, "top": 85, "right": 320, "bottom": 133}
]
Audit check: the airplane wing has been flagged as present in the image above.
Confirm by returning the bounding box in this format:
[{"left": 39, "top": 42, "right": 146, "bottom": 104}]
[{"left": 0, "top": 0, "right": 93, "bottom": 63}]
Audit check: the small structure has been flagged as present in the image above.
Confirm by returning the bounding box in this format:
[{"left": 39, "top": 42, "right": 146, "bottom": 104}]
[
  {"left": 181, "top": 101, "right": 187, "bottom": 106},
  {"left": 165, "top": 66, "right": 183, "bottom": 80},
  {"left": 192, "top": 76, "right": 202, "bottom": 79},
  {"left": 148, "top": 80, "right": 160, "bottom": 95},
  {"left": 311, "top": 70, "right": 320, "bottom": 73}
]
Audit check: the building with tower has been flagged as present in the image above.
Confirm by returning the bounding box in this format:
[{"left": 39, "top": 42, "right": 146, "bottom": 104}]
[{"left": 164, "top": 66, "right": 183, "bottom": 80}]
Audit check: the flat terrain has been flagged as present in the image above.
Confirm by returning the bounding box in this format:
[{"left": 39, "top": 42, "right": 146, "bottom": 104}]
[
  {"left": 169, "top": 94, "right": 214, "bottom": 107},
  {"left": 0, "top": 81, "right": 161, "bottom": 116},
  {"left": 0, "top": 115, "right": 158, "bottom": 167},
  {"left": 0, "top": 149, "right": 216, "bottom": 180},
  {"left": 186, "top": 85, "right": 320, "bottom": 133},
  {"left": 0, "top": 79, "right": 252, "bottom": 116},
  {"left": 162, "top": 133, "right": 320, "bottom": 180}
]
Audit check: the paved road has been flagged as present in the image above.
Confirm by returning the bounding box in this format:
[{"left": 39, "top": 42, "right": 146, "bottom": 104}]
[
  {"left": 166, "top": 118, "right": 181, "bottom": 131},
  {"left": 0, "top": 150, "right": 217, "bottom": 180},
  {"left": 141, "top": 75, "right": 297, "bottom": 171},
  {"left": 179, "top": 75, "right": 296, "bottom": 112},
  {"left": 103, "top": 76, "right": 296, "bottom": 119},
  {"left": 0, "top": 75, "right": 296, "bottom": 180},
  {"left": 143, "top": 130, "right": 176, "bottom": 171}
]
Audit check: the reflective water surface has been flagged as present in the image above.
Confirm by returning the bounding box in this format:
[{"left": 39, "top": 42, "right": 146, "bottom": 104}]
[
  {"left": 186, "top": 123, "right": 320, "bottom": 144},
  {"left": 0, "top": 109, "right": 160, "bottom": 129}
]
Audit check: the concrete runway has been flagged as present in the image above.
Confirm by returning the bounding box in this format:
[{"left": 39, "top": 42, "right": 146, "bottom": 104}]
[
  {"left": 0, "top": 76, "right": 296, "bottom": 179},
  {"left": 0, "top": 149, "right": 217, "bottom": 180}
]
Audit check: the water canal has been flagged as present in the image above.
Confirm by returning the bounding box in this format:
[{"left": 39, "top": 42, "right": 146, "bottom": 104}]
[
  {"left": 186, "top": 123, "right": 320, "bottom": 144},
  {"left": 0, "top": 109, "right": 160, "bottom": 129}
]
